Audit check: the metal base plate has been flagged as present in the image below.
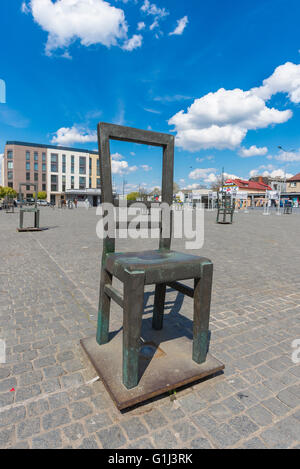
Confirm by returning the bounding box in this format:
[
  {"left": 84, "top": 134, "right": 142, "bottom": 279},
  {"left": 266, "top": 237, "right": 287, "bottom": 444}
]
[
  {"left": 17, "top": 227, "right": 43, "bottom": 232},
  {"left": 81, "top": 321, "right": 224, "bottom": 410}
]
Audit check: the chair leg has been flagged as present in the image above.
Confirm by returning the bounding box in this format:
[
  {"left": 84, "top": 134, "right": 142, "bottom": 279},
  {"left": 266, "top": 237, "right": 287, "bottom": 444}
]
[
  {"left": 123, "top": 271, "right": 144, "bottom": 389},
  {"left": 193, "top": 262, "right": 213, "bottom": 364},
  {"left": 96, "top": 267, "right": 112, "bottom": 345},
  {"left": 152, "top": 283, "right": 166, "bottom": 330}
]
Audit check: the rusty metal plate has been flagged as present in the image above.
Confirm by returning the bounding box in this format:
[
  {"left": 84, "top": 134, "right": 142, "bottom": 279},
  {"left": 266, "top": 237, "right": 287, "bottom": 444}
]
[{"left": 81, "top": 321, "right": 224, "bottom": 410}]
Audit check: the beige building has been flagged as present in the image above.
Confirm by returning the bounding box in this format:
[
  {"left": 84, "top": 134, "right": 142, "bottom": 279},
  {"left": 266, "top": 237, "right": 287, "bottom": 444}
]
[{"left": 286, "top": 173, "right": 300, "bottom": 193}]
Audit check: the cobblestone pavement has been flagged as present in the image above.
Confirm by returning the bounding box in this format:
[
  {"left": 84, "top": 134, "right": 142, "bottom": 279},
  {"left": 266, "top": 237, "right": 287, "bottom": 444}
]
[{"left": 0, "top": 207, "right": 300, "bottom": 449}]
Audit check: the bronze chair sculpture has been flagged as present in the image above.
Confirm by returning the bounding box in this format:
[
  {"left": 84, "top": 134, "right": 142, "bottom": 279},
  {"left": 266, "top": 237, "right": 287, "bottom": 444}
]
[
  {"left": 217, "top": 192, "right": 234, "bottom": 224},
  {"left": 81, "top": 123, "right": 224, "bottom": 409},
  {"left": 18, "top": 183, "right": 41, "bottom": 231}
]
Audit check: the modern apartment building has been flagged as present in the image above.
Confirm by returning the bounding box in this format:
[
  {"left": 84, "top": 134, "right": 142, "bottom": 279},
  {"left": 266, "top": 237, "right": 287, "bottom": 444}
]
[{"left": 3, "top": 141, "right": 100, "bottom": 204}]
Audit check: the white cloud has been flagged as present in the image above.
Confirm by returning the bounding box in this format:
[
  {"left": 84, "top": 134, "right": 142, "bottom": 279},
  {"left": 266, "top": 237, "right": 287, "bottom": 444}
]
[
  {"left": 140, "top": 0, "right": 168, "bottom": 18},
  {"left": 169, "top": 87, "right": 292, "bottom": 151},
  {"left": 273, "top": 150, "right": 300, "bottom": 162},
  {"left": 21, "top": 1, "right": 30, "bottom": 13},
  {"left": 111, "top": 159, "right": 138, "bottom": 174},
  {"left": 137, "top": 21, "right": 146, "bottom": 31},
  {"left": 189, "top": 168, "right": 216, "bottom": 180},
  {"left": 111, "top": 152, "right": 124, "bottom": 160},
  {"left": 144, "top": 107, "right": 161, "bottom": 114},
  {"left": 169, "top": 16, "right": 188, "bottom": 36},
  {"left": 140, "top": 164, "right": 152, "bottom": 171},
  {"left": 51, "top": 125, "right": 97, "bottom": 145},
  {"left": 122, "top": 34, "right": 143, "bottom": 51},
  {"left": 249, "top": 166, "right": 293, "bottom": 179},
  {"left": 253, "top": 62, "right": 300, "bottom": 104},
  {"left": 239, "top": 145, "right": 268, "bottom": 157},
  {"left": 22, "top": 0, "right": 130, "bottom": 55}
]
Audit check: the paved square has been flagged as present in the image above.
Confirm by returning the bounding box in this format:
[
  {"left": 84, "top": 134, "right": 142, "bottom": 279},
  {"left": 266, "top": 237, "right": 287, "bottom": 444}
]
[{"left": 0, "top": 207, "right": 300, "bottom": 449}]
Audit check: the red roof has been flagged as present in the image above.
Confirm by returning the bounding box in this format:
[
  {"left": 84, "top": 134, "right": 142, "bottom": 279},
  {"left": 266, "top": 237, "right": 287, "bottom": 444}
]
[
  {"left": 225, "top": 179, "right": 271, "bottom": 191},
  {"left": 287, "top": 172, "right": 300, "bottom": 182}
]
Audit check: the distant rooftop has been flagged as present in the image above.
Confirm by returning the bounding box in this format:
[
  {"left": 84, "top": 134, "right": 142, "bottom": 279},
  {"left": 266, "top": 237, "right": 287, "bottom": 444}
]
[
  {"left": 5, "top": 141, "right": 99, "bottom": 155},
  {"left": 287, "top": 172, "right": 300, "bottom": 182}
]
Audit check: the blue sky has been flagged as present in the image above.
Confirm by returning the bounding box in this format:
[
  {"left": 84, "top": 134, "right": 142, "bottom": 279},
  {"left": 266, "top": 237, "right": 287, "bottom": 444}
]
[{"left": 1, "top": 0, "right": 300, "bottom": 192}]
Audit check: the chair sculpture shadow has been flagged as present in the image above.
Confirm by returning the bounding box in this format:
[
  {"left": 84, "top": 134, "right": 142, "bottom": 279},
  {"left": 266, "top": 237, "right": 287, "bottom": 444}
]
[{"left": 96, "top": 122, "right": 216, "bottom": 391}]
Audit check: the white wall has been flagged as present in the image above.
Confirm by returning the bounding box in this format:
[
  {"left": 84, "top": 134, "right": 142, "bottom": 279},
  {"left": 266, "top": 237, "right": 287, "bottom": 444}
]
[{"left": 47, "top": 149, "right": 89, "bottom": 201}]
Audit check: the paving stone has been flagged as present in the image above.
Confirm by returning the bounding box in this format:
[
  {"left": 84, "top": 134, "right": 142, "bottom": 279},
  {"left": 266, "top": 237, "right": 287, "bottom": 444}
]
[
  {"left": 189, "top": 437, "right": 213, "bottom": 449},
  {"left": 16, "top": 384, "right": 42, "bottom": 402},
  {"left": 0, "top": 426, "right": 15, "bottom": 448},
  {"left": 0, "top": 392, "right": 14, "bottom": 408},
  {"left": 43, "top": 408, "right": 71, "bottom": 431},
  {"left": 85, "top": 412, "right": 113, "bottom": 433},
  {"left": 61, "top": 373, "right": 84, "bottom": 389},
  {"left": 19, "top": 370, "right": 43, "bottom": 386},
  {"left": 127, "top": 437, "right": 155, "bottom": 449},
  {"left": 57, "top": 351, "right": 75, "bottom": 362},
  {"left": 97, "top": 425, "right": 127, "bottom": 449},
  {"left": 63, "top": 423, "right": 85, "bottom": 441},
  {"left": 0, "top": 368, "right": 11, "bottom": 379},
  {"left": 262, "top": 397, "right": 291, "bottom": 417},
  {"left": 206, "top": 423, "right": 241, "bottom": 448},
  {"left": 153, "top": 429, "right": 179, "bottom": 449},
  {"left": 48, "top": 392, "right": 70, "bottom": 409},
  {"left": 0, "top": 406, "right": 26, "bottom": 428},
  {"left": 27, "top": 399, "right": 49, "bottom": 417},
  {"left": 177, "top": 393, "right": 207, "bottom": 414},
  {"left": 0, "top": 378, "right": 17, "bottom": 393},
  {"left": 242, "top": 437, "right": 268, "bottom": 449},
  {"left": 144, "top": 409, "right": 168, "bottom": 430},
  {"left": 229, "top": 415, "right": 259, "bottom": 438},
  {"left": 71, "top": 386, "right": 93, "bottom": 401},
  {"left": 17, "top": 417, "right": 40, "bottom": 439},
  {"left": 32, "top": 430, "right": 62, "bottom": 449},
  {"left": 69, "top": 401, "right": 93, "bottom": 420},
  {"left": 12, "top": 362, "right": 33, "bottom": 375},
  {"left": 34, "top": 356, "right": 56, "bottom": 369},
  {"left": 121, "top": 417, "right": 148, "bottom": 440},
  {"left": 77, "top": 436, "right": 99, "bottom": 449},
  {"left": 173, "top": 420, "right": 198, "bottom": 442},
  {"left": 44, "top": 365, "right": 65, "bottom": 379},
  {"left": 247, "top": 405, "right": 273, "bottom": 426}
]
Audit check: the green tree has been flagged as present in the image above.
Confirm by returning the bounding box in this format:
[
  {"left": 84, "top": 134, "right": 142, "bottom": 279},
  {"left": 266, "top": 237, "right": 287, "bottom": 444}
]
[
  {"left": 0, "top": 186, "right": 17, "bottom": 198},
  {"left": 126, "top": 192, "right": 139, "bottom": 201},
  {"left": 37, "top": 191, "right": 47, "bottom": 200}
]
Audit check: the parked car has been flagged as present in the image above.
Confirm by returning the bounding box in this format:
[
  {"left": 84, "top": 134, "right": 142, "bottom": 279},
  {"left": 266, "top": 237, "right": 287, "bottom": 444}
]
[{"left": 37, "top": 200, "right": 48, "bottom": 206}]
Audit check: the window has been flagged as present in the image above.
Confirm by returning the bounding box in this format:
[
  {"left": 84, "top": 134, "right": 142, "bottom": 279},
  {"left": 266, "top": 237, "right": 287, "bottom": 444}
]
[
  {"left": 8, "top": 182, "right": 13, "bottom": 188},
  {"left": 96, "top": 178, "right": 100, "bottom": 189},
  {"left": 62, "top": 155, "right": 66, "bottom": 173},
  {"left": 51, "top": 153, "right": 58, "bottom": 172},
  {"left": 8, "top": 171, "right": 13, "bottom": 180},
  {"left": 42, "top": 163, "right": 46, "bottom": 172},
  {"left": 26, "top": 162, "right": 30, "bottom": 170},
  {"left": 51, "top": 175, "right": 58, "bottom": 192},
  {"left": 290, "top": 182, "right": 297, "bottom": 188},
  {"left": 62, "top": 175, "right": 66, "bottom": 192},
  {"left": 79, "top": 176, "right": 86, "bottom": 189},
  {"left": 42, "top": 184, "right": 46, "bottom": 191},
  {"left": 71, "top": 176, "right": 74, "bottom": 189},
  {"left": 42, "top": 152, "right": 46, "bottom": 162},
  {"left": 96, "top": 158, "right": 100, "bottom": 176},
  {"left": 26, "top": 172, "right": 30, "bottom": 181},
  {"left": 26, "top": 185, "right": 30, "bottom": 191},
  {"left": 42, "top": 173, "right": 46, "bottom": 182},
  {"left": 79, "top": 157, "right": 86, "bottom": 175},
  {"left": 71, "top": 156, "right": 75, "bottom": 174},
  {"left": 7, "top": 150, "right": 13, "bottom": 159},
  {"left": 89, "top": 158, "right": 92, "bottom": 171},
  {"left": 7, "top": 161, "right": 13, "bottom": 169},
  {"left": 34, "top": 152, "right": 38, "bottom": 161},
  {"left": 26, "top": 151, "right": 30, "bottom": 161},
  {"left": 89, "top": 177, "right": 92, "bottom": 188},
  {"left": 34, "top": 162, "right": 38, "bottom": 171},
  {"left": 34, "top": 173, "right": 38, "bottom": 182}
]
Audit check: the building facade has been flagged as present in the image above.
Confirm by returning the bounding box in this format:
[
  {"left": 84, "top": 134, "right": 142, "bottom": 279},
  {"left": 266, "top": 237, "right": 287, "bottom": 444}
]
[
  {"left": 286, "top": 173, "right": 300, "bottom": 193},
  {"left": 3, "top": 142, "right": 47, "bottom": 198},
  {"left": 3, "top": 141, "right": 100, "bottom": 204}
]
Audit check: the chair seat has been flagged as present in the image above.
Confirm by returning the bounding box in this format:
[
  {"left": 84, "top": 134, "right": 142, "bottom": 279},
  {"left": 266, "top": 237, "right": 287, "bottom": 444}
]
[{"left": 104, "top": 249, "right": 211, "bottom": 285}]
